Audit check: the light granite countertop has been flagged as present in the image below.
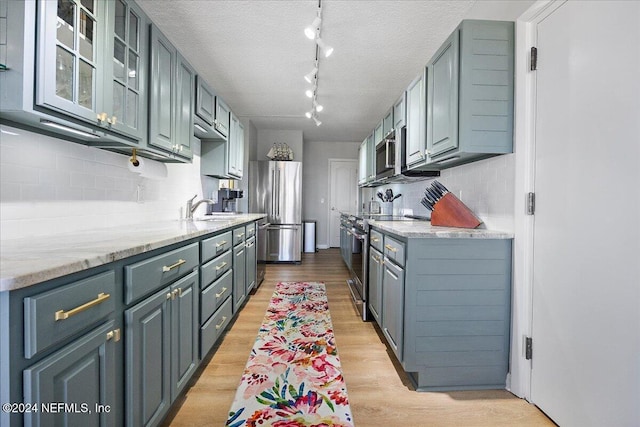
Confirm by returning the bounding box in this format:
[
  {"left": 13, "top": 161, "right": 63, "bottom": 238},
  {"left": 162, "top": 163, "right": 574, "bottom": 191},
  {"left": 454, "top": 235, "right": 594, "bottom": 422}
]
[
  {"left": 367, "top": 219, "right": 514, "bottom": 239},
  {"left": 0, "top": 214, "right": 266, "bottom": 292}
]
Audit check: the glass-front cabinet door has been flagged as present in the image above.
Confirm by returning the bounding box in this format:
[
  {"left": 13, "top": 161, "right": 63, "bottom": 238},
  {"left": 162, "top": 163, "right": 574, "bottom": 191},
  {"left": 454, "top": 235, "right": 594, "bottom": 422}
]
[
  {"left": 36, "top": 0, "right": 105, "bottom": 123},
  {"left": 104, "top": 0, "right": 147, "bottom": 140}
]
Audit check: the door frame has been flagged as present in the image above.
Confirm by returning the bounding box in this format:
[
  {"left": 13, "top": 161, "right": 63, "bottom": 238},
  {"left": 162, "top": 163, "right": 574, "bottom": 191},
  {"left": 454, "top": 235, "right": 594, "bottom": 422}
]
[
  {"left": 326, "top": 158, "right": 358, "bottom": 249},
  {"left": 511, "top": 0, "right": 567, "bottom": 400}
]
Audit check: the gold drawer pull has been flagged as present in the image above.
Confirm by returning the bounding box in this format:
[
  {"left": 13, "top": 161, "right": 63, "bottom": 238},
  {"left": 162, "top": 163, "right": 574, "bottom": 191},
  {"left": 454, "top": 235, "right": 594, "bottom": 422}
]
[
  {"left": 237, "top": 233, "right": 245, "bottom": 238},
  {"left": 385, "top": 244, "right": 398, "bottom": 253},
  {"left": 215, "top": 316, "right": 227, "bottom": 330},
  {"left": 371, "top": 237, "right": 380, "bottom": 243},
  {"left": 55, "top": 293, "right": 111, "bottom": 321},
  {"left": 215, "top": 287, "right": 228, "bottom": 298},
  {"left": 106, "top": 329, "right": 121, "bottom": 342},
  {"left": 163, "top": 259, "right": 186, "bottom": 272},
  {"left": 216, "top": 240, "right": 227, "bottom": 247},
  {"left": 215, "top": 261, "right": 228, "bottom": 271}
]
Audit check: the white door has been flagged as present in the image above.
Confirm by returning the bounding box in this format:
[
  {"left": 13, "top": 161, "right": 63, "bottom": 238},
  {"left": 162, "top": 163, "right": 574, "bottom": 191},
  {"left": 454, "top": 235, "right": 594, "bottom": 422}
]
[
  {"left": 530, "top": 2, "right": 640, "bottom": 426},
  {"left": 328, "top": 159, "right": 358, "bottom": 247}
]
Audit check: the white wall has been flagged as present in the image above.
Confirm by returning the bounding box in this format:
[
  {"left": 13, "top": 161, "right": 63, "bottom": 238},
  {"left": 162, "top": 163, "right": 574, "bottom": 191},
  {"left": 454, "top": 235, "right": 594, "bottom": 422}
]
[
  {"left": 302, "top": 141, "right": 360, "bottom": 248},
  {"left": 0, "top": 124, "right": 218, "bottom": 240}
]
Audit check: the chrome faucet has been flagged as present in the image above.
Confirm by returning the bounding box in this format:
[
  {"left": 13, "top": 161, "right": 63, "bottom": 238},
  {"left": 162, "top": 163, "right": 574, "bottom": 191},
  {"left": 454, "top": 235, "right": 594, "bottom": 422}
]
[{"left": 186, "top": 195, "right": 215, "bottom": 219}]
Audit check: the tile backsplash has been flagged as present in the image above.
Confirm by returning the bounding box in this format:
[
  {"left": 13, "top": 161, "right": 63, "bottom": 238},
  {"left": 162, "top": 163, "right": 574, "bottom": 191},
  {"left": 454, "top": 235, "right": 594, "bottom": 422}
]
[
  {"left": 0, "top": 125, "right": 218, "bottom": 240},
  {"left": 363, "top": 154, "right": 515, "bottom": 231}
]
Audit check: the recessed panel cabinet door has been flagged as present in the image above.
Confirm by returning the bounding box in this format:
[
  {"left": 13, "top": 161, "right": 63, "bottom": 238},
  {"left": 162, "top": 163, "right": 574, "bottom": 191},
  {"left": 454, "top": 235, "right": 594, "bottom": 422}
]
[
  {"left": 36, "top": 0, "right": 106, "bottom": 122},
  {"left": 233, "top": 243, "right": 246, "bottom": 313},
  {"left": 368, "top": 247, "right": 383, "bottom": 326},
  {"left": 23, "top": 320, "right": 117, "bottom": 427},
  {"left": 382, "top": 258, "right": 404, "bottom": 362},
  {"left": 246, "top": 237, "right": 257, "bottom": 293},
  {"left": 175, "top": 54, "right": 195, "bottom": 159},
  {"left": 405, "top": 70, "right": 427, "bottom": 167},
  {"left": 427, "top": 30, "right": 459, "bottom": 157},
  {"left": 148, "top": 25, "right": 176, "bottom": 153},
  {"left": 170, "top": 271, "right": 198, "bottom": 401},
  {"left": 126, "top": 287, "right": 171, "bottom": 427}
]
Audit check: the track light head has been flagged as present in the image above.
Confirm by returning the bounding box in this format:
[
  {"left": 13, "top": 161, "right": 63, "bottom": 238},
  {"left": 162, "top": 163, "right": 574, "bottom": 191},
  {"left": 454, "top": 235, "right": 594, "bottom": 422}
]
[
  {"left": 305, "top": 110, "right": 313, "bottom": 119},
  {"left": 305, "top": 88, "right": 315, "bottom": 98},
  {"left": 316, "top": 38, "right": 333, "bottom": 57},
  {"left": 304, "top": 67, "right": 318, "bottom": 83},
  {"left": 312, "top": 115, "right": 322, "bottom": 126},
  {"left": 304, "top": 16, "right": 322, "bottom": 40}
]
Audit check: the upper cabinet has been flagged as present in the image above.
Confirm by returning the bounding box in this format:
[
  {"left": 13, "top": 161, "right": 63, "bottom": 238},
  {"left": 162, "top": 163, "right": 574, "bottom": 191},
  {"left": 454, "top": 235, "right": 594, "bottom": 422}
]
[
  {"left": 416, "top": 20, "right": 514, "bottom": 170},
  {"left": 194, "top": 76, "right": 227, "bottom": 141},
  {"left": 383, "top": 108, "right": 394, "bottom": 138},
  {"left": 228, "top": 113, "right": 244, "bottom": 179},
  {"left": 358, "top": 138, "right": 368, "bottom": 185},
  {"left": 148, "top": 24, "right": 194, "bottom": 160},
  {"left": 200, "top": 112, "right": 244, "bottom": 180},
  {"left": 1, "top": 0, "right": 150, "bottom": 147},
  {"left": 215, "top": 97, "right": 231, "bottom": 138},
  {"left": 393, "top": 93, "right": 405, "bottom": 130},
  {"left": 405, "top": 70, "right": 427, "bottom": 168}
]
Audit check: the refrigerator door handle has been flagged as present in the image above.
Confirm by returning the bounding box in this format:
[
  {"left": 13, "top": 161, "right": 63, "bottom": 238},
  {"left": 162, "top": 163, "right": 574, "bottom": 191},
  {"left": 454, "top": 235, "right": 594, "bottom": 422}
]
[
  {"left": 275, "top": 168, "right": 280, "bottom": 218},
  {"left": 268, "top": 225, "right": 300, "bottom": 230},
  {"left": 271, "top": 168, "right": 276, "bottom": 217}
]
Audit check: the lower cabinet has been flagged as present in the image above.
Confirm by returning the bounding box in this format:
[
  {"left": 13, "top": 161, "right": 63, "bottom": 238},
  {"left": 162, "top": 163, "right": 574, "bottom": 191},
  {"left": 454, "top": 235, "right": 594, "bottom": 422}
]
[
  {"left": 382, "top": 255, "right": 404, "bottom": 362},
  {"left": 369, "top": 226, "right": 513, "bottom": 391},
  {"left": 245, "top": 236, "right": 256, "bottom": 293},
  {"left": 125, "top": 270, "right": 198, "bottom": 427},
  {"left": 368, "top": 247, "right": 383, "bottom": 325},
  {"left": 233, "top": 241, "right": 247, "bottom": 313},
  {"left": 23, "top": 320, "right": 118, "bottom": 427}
]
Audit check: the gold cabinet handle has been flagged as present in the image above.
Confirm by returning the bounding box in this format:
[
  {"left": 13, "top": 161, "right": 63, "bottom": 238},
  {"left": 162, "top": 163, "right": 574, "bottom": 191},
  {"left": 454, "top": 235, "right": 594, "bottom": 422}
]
[
  {"left": 97, "top": 112, "right": 108, "bottom": 123},
  {"left": 215, "top": 287, "right": 228, "bottom": 298},
  {"left": 215, "top": 261, "right": 228, "bottom": 271},
  {"left": 215, "top": 316, "right": 227, "bottom": 330},
  {"left": 385, "top": 244, "right": 398, "bottom": 253},
  {"left": 238, "top": 233, "right": 245, "bottom": 238},
  {"left": 163, "top": 259, "right": 186, "bottom": 272},
  {"left": 107, "top": 115, "right": 117, "bottom": 125},
  {"left": 166, "top": 292, "right": 173, "bottom": 300},
  {"left": 372, "top": 255, "right": 381, "bottom": 263},
  {"left": 106, "top": 329, "right": 121, "bottom": 342},
  {"left": 216, "top": 241, "right": 227, "bottom": 249},
  {"left": 54, "top": 293, "right": 110, "bottom": 321},
  {"left": 371, "top": 237, "right": 380, "bottom": 242}
]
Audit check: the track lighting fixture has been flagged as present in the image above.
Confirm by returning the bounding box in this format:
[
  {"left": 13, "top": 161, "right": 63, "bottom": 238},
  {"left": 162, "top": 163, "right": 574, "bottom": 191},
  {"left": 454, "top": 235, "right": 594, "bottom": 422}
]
[
  {"left": 302, "top": 0, "right": 330, "bottom": 126},
  {"left": 316, "top": 38, "right": 334, "bottom": 58},
  {"left": 304, "top": 66, "right": 318, "bottom": 83},
  {"left": 304, "top": 15, "right": 322, "bottom": 40}
]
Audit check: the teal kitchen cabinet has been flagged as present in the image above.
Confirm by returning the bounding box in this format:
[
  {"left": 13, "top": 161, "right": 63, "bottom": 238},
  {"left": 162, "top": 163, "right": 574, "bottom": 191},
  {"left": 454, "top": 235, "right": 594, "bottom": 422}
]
[
  {"left": 23, "top": 320, "right": 119, "bottom": 427},
  {"left": 425, "top": 20, "right": 514, "bottom": 168},
  {"left": 215, "top": 97, "right": 231, "bottom": 138},
  {"left": 1, "top": 0, "right": 151, "bottom": 151},
  {"left": 381, "top": 241, "right": 405, "bottom": 362},
  {"left": 374, "top": 120, "right": 383, "bottom": 145},
  {"left": 358, "top": 138, "right": 368, "bottom": 185},
  {"left": 194, "top": 76, "right": 227, "bottom": 140},
  {"left": 370, "top": 226, "right": 512, "bottom": 391},
  {"left": 200, "top": 112, "right": 244, "bottom": 179},
  {"left": 383, "top": 108, "right": 394, "bottom": 138},
  {"left": 405, "top": 70, "right": 428, "bottom": 168},
  {"left": 368, "top": 246, "right": 383, "bottom": 326},
  {"left": 232, "top": 227, "right": 247, "bottom": 313},
  {"left": 148, "top": 24, "right": 194, "bottom": 160},
  {"left": 393, "top": 93, "right": 405, "bottom": 130},
  {"left": 125, "top": 253, "right": 199, "bottom": 427},
  {"left": 246, "top": 235, "right": 257, "bottom": 294},
  {"left": 367, "top": 133, "right": 375, "bottom": 184}
]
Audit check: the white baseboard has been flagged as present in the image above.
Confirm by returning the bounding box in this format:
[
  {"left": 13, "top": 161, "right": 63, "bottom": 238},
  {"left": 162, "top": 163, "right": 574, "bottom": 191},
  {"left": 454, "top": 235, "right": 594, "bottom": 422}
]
[{"left": 317, "top": 244, "right": 330, "bottom": 250}]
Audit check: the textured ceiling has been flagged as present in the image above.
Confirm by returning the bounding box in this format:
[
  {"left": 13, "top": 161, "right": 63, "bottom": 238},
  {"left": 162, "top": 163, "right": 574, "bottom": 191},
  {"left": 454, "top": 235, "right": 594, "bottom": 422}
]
[{"left": 137, "top": 0, "right": 476, "bottom": 143}]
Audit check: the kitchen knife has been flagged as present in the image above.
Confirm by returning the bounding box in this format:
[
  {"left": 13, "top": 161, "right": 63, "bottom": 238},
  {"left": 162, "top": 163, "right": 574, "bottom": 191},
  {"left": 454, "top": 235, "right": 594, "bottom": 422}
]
[
  {"left": 421, "top": 198, "right": 434, "bottom": 210},
  {"left": 385, "top": 189, "right": 393, "bottom": 202},
  {"left": 377, "top": 192, "right": 385, "bottom": 202},
  {"left": 432, "top": 180, "right": 449, "bottom": 194},
  {"left": 429, "top": 184, "right": 443, "bottom": 198},
  {"left": 391, "top": 194, "right": 402, "bottom": 201},
  {"left": 423, "top": 192, "right": 438, "bottom": 206},
  {"left": 426, "top": 187, "right": 441, "bottom": 202}
]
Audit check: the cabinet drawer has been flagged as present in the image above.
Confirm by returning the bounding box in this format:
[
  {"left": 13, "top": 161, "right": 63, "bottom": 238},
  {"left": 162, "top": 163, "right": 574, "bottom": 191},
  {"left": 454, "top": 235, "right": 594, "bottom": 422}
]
[
  {"left": 384, "top": 236, "right": 405, "bottom": 267},
  {"left": 200, "top": 297, "right": 232, "bottom": 359},
  {"left": 233, "top": 226, "right": 246, "bottom": 246},
  {"left": 24, "top": 271, "right": 116, "bottom": 359},
  {"left": 201, "top": 231, "right": 232, "bottom": 263},
  {"left": 200, "top": 269, "right": 232, "bottom": 324},
  {"left": 245, "top": 222, "right": 256, "bottom": 239},
  {"left": 124, "top": 243, "right": 198, "bottom": 304},
  {"left": 370, "top": 229, "right": 384, "bottom": 252},
  {"left": 200, "top": 250, "right": 232, "bottom": 289}
]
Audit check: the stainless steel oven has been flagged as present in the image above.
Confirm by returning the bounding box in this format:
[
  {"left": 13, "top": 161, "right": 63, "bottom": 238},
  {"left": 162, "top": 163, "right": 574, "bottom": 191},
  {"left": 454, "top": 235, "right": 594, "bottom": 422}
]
[
  {"left": 346, "top": 217, "right": 368, "bottom": 321},
  {"left": 375, "top": 131, "right": 396, "bottom": 181}
]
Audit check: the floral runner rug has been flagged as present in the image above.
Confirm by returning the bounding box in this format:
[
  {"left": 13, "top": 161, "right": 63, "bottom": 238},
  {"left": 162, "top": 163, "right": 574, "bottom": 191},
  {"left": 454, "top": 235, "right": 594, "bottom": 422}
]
[{"left": 226, "top": 281, "right": 354, "bottom": 427}]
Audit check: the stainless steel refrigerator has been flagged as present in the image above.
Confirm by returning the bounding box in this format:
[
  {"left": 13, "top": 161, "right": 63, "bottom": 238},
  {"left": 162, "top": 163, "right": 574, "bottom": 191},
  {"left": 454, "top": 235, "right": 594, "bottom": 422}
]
[{"left": 249, "top": 161, "right": 302, "bottom": 262}]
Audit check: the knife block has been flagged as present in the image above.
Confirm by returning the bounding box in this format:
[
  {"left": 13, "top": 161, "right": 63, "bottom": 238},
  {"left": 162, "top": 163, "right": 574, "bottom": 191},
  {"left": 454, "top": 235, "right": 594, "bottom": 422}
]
[{"left": 431, "top": 193, "right": 482, "bottom": 228}]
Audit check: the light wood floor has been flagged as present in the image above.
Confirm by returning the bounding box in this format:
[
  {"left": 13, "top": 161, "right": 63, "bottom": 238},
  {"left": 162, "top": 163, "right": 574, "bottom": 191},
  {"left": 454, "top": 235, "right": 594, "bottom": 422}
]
[{"left": 162, "top": 249, "right": 554, "bottom": 426}]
